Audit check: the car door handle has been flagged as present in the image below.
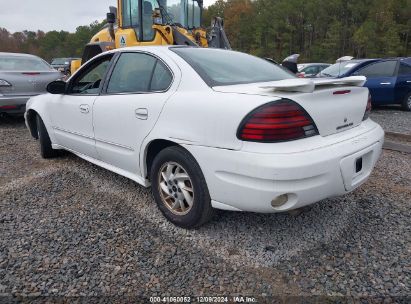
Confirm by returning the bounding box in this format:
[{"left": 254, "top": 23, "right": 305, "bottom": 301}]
[
  {"left": 380, "top": 82, "right": 391, "bottom": 85},
  {"left": 406, "top": 80, "right": 411, "bottom": 83},
  {"left": 79, "top": 104, "right": 90, "bottom": 114},
  {"left": 135, "top": 108, "right": 148, "bottom": 120}
]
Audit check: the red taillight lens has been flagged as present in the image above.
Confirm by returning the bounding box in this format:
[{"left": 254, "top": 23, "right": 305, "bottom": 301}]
[
  {"left": 237, "top": 100, "right": 318, "bottom": 142},
  {"left": 363, "top": 93, "right": 372, "bottom": 121},
  {"left": 0, "top": 105, "right": 18, "bottom": 109}
]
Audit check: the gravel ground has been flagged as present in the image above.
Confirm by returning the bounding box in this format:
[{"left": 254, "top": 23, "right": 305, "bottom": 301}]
[
  {"left": 0, "top": 117, "right": 410, "bottom": 302},
  {"left": 370, "top": 106, "right": 411, "bottom": 135}
]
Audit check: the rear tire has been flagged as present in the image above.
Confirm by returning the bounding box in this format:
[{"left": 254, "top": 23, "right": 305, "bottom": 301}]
[
  {"left": 402, "top": 93, "right": 411, "bottom": 111},
  {"left": 36, "top": 115, "right": 58, "bottom": 159},
  {"left": 150, "top": 146, "right": 214, "bottom": 229}
]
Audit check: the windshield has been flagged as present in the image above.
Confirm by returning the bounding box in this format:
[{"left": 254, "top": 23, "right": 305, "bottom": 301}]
[
  {"left": 172, "top": 48, "right": 295, "bottom": 86},
  {"left": 159, "top": 0, "right": 201, "bottom": 28},
  {"left": 51, "top": 58, "right": 69, "bottom": 65},
  {"left": 319, "top": 61, "right": 360, "bottom": 77},
  {"left": 0, "top": 56, "right": 53, "bottom": 71},
  {"left": 297, "top": 64, "right": 307, "bottom": 72}
]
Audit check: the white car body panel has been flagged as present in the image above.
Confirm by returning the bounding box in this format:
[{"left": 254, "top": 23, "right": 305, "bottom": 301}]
[
  {"left": 50, "top": 94, "right": 98, "bottom": 158},
  {"left": 25, "top": 46, "right": 384, "bottom": 214}
]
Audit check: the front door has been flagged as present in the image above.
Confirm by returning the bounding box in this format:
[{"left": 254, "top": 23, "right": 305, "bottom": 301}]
[
  {"left": 93, "top": 52, "right": 175, "bottom": 176},
  {"left": 395, "top": 62, "right": 411, "bottom": 104},
  {"left": 356, "top": 60, "right": 398, "bottom": 105},
  {"left": 50, "top": 55, "right": 113, "bottom": 158}
]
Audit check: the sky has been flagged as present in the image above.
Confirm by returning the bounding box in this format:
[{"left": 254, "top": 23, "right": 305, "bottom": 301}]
[{"left": 0, "top": 0, "right": 217, "bottom": 33}]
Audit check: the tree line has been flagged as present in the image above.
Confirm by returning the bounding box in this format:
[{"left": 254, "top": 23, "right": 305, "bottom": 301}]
[
  {"left": 0, "top": 0, "right": 409, "bottom": 63},
  {"left": 204, "top": 0, "right": 411, "bottom": 62},
  {"left": 0, "top": 21, "right": 106, "bottom": 62}
]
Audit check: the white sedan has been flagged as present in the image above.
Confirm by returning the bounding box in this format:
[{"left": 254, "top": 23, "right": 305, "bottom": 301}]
[{"left": 25, "top": 46, "right": 384, "bottom": 228}]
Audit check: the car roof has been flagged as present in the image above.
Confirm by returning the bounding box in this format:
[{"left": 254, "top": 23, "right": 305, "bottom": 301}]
[
  {"left": 0, "top": 52, "right": 41, "bottom": 58},
  {"left": 400, "top": 57, "right": 411, "bottom": 65},
  {"left": 345, "top": 59, "right": 378, "bottom": 63}
]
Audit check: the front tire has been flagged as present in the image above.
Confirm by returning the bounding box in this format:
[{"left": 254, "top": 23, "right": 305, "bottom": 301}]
[
  {"left": 36, "top": 115, "right": 58, "bottom": 159},
  {"left": 150, "top": 146, "right": 214, "bottom": 229},
  {"left": 402, "top": 93, "right": 411, "bottom": 111}
]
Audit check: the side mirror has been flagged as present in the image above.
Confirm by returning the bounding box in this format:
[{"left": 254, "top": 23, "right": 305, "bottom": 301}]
[
  {"left": 107, "top": 12, "right": 116, "bottom": 24},
  {"left": 47, "top": 81, "right": 67, "bottom": 94}
]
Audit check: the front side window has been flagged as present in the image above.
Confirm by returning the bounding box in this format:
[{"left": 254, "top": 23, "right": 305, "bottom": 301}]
[
  {"left": 122, "top": 0, "right": 140, "bottom": 29},
  {"left": 187, "top": 0, "right": 201, "bottom": 28},
  {"left": 142, "top": 0, "right": 159, "bottom": 40},
  {"left": 69, "top": 56, "right": 112, "bottom": 95},
  {"left": 172, "top": 48, "right": 295, "bottom": 86},
  {"left": 122, "top": 0, "right": 159, "bottom": 41},
  {"left": 159, "top": 0, "right": 201, "bottom": 28},
  {"left": 398, "top": 63, "right": 411, "bottom": 75},
  {"left": 356, "top": 61, "right": 397, "bottom": 78},
  {"left": 160, "top": 0, "right": 183, "bottom": 25},
  {"left": 303, "top": 66, "right": 319, "bottom": 75},
  {"left": 107, "top": 52, "right": 172, "bottom": 93}
]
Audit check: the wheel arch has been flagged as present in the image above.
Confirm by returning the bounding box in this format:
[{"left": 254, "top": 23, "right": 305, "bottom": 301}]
[
  {"left": 26, "top": 109, "right": 39, "bottom": 139},
  {"left": 143, "top": 138, "right": 179, "bottom": 181}
]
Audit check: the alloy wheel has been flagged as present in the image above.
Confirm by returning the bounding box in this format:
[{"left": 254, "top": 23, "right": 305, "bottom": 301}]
[{"left": 158, "top": 162, "right": 194, "bottom": 216}]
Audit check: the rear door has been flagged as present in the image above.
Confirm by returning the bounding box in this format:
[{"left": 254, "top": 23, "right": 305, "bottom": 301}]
[
  {"left": 49, "top": 54, "right": 114, "bottom": 158},
  {"left": 395, "top": 61, "right": 411, "bottom": 103},
  {"left": 355, "top": 60, "right": 398, "bottom": 104},
  {"left": 93, "top": 51, "right": 176, "bottom": 176}
]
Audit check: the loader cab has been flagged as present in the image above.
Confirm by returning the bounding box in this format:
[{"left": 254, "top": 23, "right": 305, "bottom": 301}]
[{"left": 119, "top": 0, "right": 202, "bottom": 43}]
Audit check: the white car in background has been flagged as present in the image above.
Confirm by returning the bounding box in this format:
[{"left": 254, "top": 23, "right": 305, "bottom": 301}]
[{"left": 25, "top": 46, "right": 384, "bottom": 228}]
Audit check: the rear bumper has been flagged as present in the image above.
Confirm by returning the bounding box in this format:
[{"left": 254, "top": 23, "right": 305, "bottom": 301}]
[
  {"left": 183, "top": 120, "right": 384, "bottom": 213},
  {"left": 0, "top": 95, "right": 32, "bottom": 114}
]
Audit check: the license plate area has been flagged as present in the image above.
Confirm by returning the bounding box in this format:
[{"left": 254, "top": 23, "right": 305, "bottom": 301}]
[
  {"left": 340, "top": 143, "right": 380, "bottom": 191},
  {"left": 355, "top": 157, "right": 363, "bottom": 173}
]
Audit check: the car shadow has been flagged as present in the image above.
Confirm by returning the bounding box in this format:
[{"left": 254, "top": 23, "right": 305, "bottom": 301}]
[
  {"left": 0, "top": 114, "right": 25, "bottom": 127},
  {"left": 372, "top": 105, "right": 403, "bottom": 111}
]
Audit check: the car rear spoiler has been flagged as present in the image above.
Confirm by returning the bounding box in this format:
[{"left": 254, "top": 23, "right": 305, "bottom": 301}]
[{"left": 260, "top": 76, "right": 366, "bottom": 93}]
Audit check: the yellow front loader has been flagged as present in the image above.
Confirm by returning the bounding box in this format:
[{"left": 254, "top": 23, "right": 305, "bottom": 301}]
[{"left": 71, "top": 0, "right": 231, "bottom": 74}]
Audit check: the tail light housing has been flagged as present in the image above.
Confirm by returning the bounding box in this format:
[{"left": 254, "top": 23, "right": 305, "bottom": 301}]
[
  {"left": 237, "top": 100, "right": 319, "bottom": 142},
  {"left": 362, "top": 93, "right": 372, "bottom": 121}
]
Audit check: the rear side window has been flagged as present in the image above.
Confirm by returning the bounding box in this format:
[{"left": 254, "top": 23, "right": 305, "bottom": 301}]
[
  {"left": 303, "top": 66, "right": 319, "bottom": 74},
  {"left": 171, "top": 47, "right": 294, "bottom": 86},
  {"left": 107, "top": 52, "right": 172, "bottom": 93},
  {"left": 356, "top": 61, "right": 397, "bottom": 77},
  {"left": 150, "top": 61, "right": 173, "bottom": 91},
  {"left": 398, "top": 63, "right": 411, "bottom": 75}
]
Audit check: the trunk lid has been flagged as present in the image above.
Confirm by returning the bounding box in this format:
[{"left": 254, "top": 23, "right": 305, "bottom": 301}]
[
  {"left": 213, "top": 77, "right": 369, "bottom": 137},
  {"left": 0, "top": 71, "right": 62, "bottom": 96}
]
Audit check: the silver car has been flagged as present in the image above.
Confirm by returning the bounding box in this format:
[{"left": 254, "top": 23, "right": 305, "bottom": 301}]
[
  {"left": 297, "top": 63, "right": 331, "bottom": 78},
  {"left": 0, "top": 53, "right": 63, "bottom": 115}
]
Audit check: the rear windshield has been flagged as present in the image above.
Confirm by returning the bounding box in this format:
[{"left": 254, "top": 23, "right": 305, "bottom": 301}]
[
  {"left": 51, "top": 58, "right": 69, "bottom": 65},
  {"left": 171, "top": 48, "right": 295, "bottom": 86},
  {"left": 319, "top": 61, "right": 361, "bottom": 77},
  {"left": 0, "top": 56, "right": 53, "bottom": 71}
]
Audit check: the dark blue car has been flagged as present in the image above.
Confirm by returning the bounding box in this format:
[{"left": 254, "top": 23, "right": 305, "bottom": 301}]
[{"left": 318, "top": 58, "right": 411, "bottom": 111}]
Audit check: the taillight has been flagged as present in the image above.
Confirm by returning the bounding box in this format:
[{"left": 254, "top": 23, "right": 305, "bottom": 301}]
[
  {"left": 237, "top": 100, "right": 319, "bottom": 142},
  {"left": 363, "top": 93, "right": 372, "bottom": 121}
]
